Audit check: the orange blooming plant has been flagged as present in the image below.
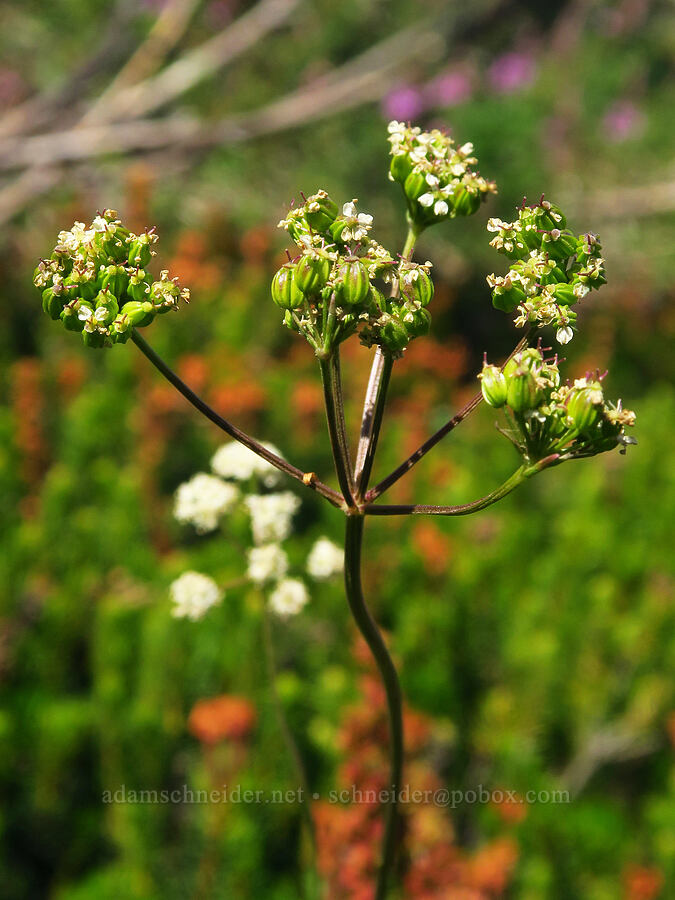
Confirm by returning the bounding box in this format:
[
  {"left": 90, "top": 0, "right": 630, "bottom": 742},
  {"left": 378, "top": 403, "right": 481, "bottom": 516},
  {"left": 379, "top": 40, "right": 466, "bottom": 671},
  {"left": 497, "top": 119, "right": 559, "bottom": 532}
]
[{"left": 35, "top": 122, "right": 636, "bottom": 898}]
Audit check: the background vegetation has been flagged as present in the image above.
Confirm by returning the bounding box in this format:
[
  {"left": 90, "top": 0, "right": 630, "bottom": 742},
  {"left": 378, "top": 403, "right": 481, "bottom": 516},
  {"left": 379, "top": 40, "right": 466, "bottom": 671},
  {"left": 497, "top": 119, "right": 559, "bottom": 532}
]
[{"left": 0, "top": 0, "right": 673, "bottom": 897}]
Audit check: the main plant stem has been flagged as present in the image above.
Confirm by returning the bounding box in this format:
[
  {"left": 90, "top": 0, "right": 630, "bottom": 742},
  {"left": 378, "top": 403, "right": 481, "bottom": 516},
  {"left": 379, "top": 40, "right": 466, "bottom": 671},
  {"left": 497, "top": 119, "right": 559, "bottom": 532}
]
[
  {"left": 261, "top": 604, "right": 319, "bottom": 898},
  {"left": 344, "top": 515, "right": 403, "bottom": 900}
]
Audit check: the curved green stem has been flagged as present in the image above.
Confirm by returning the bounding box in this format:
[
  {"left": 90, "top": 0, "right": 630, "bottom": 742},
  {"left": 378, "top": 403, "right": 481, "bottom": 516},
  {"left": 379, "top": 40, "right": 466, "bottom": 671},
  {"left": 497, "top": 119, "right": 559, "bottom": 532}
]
[
  {"left": 344, "top": 515, "right": 403, "bottom": 900},
  {"left": 364, "top": 455, "right": 560, "bottom": 516}
]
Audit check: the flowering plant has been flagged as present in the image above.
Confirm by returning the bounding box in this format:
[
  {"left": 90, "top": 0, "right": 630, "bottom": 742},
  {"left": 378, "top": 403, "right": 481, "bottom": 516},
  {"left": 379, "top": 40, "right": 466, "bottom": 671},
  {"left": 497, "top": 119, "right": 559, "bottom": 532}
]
[{"left": 35, "top": 120, "right": 635, "bottom": 898}]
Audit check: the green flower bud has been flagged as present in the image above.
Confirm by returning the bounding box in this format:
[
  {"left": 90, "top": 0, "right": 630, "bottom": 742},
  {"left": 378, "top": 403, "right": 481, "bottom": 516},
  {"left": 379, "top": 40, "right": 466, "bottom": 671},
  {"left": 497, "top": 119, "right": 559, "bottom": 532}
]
[
  {"left": 490, "top": 276, "right": 527, "bottom": 313},
  {"left": 82, "top": 329, "right": 106, "bottom": 348},
  {"left": 389, "top": 153, "right": 413, "bottom": 184},
  {"left": 503, "top": 348, "right": 543, "bottom": 379},
  {"left": 566, "top": 383, "right": 603, "bottom": 433},
  {"left": 405, "top": 307, "right": 431, "bottom": 338},
  {"left": 101, "top": 264, "right": 128, "bottom": 298},
  {"left": 128, "top": 269, "right": 150, "bottom": 302},
  {"left": 121, "top": 300, "right": 155, "bottom": 327},
  {"left": 553, "top": 283, "right": 576, "bottom": 306},
  {"left": 537, "top": 200, "right": 566, "bottom": 231},
  {"left": 271, "top": 265, "right": 304, "bottom": 310},
  {"left": 305, "top": 192, "right": 338, "bottom": 233},
  {"left": 336, "top": 259, "right": 370, "bottom": 306},
  {"left": 479, "top": 363, "right": 507, "bottom": 408},
  {"left": 452, "top": 185, "right": 481, "bottom": 217},
  {"left": 541, "top": 229, "right": 578, "bottom": 260},
  {"left": 403, "top": 171, "right": 428, "bottom": 204},
  {"left": 92, "top": 289, "right": 119, "bottom": 322},
  {"left": 127, "top": 231, "right": 157, "bottom": 268},
  {"left": 60, "top": 302, "right": 86, "bottom": 332},
  {"left": 295, "top": 253, "right": 331, "bottom": 295},
  {"left": 42, "top": 286, "right": 68, "bottom": 320},
  {"left": 506, "top": 368, "right": 541, "bottom": 412},
  {"left": 408, "top": 269, "right": 434, "bottom": 307},
  {"left": 379, "top": 319, "right": 410, "bottom": 352}
]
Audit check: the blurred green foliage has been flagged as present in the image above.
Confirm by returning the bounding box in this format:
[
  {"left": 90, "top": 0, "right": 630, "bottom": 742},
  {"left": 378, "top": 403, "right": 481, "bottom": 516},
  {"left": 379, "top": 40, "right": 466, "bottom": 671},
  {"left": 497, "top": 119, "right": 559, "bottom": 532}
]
[{"left": 1, "top": 0, "right": 674, "bottom": 897}]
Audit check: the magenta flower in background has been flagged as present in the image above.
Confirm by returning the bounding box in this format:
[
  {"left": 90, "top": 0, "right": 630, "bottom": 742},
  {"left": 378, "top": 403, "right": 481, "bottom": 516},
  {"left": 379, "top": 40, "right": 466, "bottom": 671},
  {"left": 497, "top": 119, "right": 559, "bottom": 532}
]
[
  {"left": 425, "top": 67, "right": 474, "bottom": 107},
  {"left": 381, "top": 85, "right": 426, "bottom": 122},
  {"left": 603, "top": 100, "right": 645, "bottom": 142},
  {"left": 488, "top": 52, "right": 536, "bottom": 94}
]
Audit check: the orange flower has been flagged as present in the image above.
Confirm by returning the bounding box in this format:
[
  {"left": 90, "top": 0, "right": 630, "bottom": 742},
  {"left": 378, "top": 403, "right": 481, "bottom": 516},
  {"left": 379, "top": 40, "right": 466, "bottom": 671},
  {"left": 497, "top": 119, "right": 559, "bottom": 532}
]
[
  {"left": 492, "top": 790, "right": 527, "bottom": 825},
  {"left": 623, "top": 865, "right": 664, "bottom": 900},
  {"left": 412, "top": 522, "right": 452, "bottom": 576},
  {"left": 188, "top": 694, "right": 257, "bottom": 745}
]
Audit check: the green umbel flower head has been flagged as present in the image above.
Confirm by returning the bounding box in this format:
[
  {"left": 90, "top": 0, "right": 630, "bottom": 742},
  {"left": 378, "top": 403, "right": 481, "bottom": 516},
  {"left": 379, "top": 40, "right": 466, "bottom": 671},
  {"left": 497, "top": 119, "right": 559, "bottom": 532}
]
[
  {"left": 387, "top": 121, "right": 496, "bottom": 229},
  {"left": 479, "top": 346, "right": 636, "bottom": 463},
  {"left": 34, "top": 209, "right": 189, "bottom": 348},
  {"left": 274, "top": 191, "right": 439, "bottom": 357},
  {"left": 486, "top": 197, "right": 606, "bottom": 345}
]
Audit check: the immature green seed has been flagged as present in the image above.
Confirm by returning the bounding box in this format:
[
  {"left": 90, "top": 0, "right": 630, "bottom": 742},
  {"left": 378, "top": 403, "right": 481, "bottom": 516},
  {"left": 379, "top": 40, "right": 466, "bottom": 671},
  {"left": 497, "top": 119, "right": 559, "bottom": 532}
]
[
  {"left": 379, "top": 318, "right": 410, "bottom": 352},
  {"left": 305, "top": 192, "right": 338, "bottom": 233},
  {"left": 121, "top": 300, "right": 155, "bottom": 327},
  {"left": 506, "top": 368, "right": 541, "bottom": 412},
  {"left": 295, "top": 254, "right": 331, "bottom": 295},
  {"left": 403, "top": 171, "right": 428, "bottom": 203},
  {"left": 336, "top": 259, "right": 370, "bottom": 306},
  {"left": 553, "top": 283, "right": 576, "bottom": 306},
  {"left": 567, "top": 386, "right": 602, "bottom": 433},
  {"left": 389, "top": 153, "right": 413, "bottom": 185},
  {"left": 271, "top": 265, "right": 304, "bottom": 310},
  {"left": 479, "top": 364, "right": 507, "bottom": 408},
  {"left": 452, "top": 185, "right": 481, "bottom": 217},
  {"left": 410, "top": 270, "right": 434, "bottom": 307}
]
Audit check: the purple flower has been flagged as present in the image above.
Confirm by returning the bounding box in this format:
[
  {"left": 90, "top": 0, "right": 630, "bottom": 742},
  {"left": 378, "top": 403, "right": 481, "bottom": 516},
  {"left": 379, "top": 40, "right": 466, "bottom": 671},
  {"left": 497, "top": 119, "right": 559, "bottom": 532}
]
[
  {"left": 381, "top": 85, "right": 425, "bottom": 122},
  {"left": 425, "top": 68, "right": 473, "bottom": 107},
  {"left": 488, "top": 53, "right": 536, "bottom": 94},
  {"left": 603, "top": 101, "right": 645, "bottom": 142}
]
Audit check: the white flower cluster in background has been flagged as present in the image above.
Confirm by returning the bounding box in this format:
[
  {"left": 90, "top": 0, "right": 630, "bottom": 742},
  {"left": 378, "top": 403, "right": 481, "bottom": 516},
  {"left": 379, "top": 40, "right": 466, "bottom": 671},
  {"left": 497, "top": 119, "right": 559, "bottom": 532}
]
[
  {"left": 173, "top": 473, "right": 239, "bottom": 533},
  {"left": 247, "top": 543, "right": 289, "bottom": 585},
  {"left": 170, "top": 572, "right": 222, "bottom": 621},
  {"left": 211, "top": 441, "right": 283, "bottom": 488},
  {"left": 268, "top": 579, "right": 309, "bottom": 618},
  {"left": 245, "top": 492, "right": 301, "bottom": 545},
  {"left": 306, "top": 537, "right": 344, "bottom": 580},
  {"left": 169, "top": 442, "right": 344, "bottom": 621}
]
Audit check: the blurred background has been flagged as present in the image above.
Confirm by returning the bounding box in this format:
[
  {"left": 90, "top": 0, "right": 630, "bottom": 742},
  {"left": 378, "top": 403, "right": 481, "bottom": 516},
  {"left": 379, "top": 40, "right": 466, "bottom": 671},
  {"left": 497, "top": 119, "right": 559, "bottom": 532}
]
[{"left": 1, "top": 0, "right": 674, "bottom": 897}]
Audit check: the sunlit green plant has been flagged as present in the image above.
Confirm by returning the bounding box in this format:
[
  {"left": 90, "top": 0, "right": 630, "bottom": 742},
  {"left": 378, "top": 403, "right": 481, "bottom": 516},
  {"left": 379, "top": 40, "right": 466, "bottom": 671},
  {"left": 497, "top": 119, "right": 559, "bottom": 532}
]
[{"left": 34, "top": 120, "right": 636, "bottom": 899}]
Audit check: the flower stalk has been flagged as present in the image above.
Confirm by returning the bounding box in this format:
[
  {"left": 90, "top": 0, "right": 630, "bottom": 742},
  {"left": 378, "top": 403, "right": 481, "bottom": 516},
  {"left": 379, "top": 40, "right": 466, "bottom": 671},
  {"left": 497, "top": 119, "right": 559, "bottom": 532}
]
[{"left": 343, "top": 514, "right": 403, "bottom": 900}]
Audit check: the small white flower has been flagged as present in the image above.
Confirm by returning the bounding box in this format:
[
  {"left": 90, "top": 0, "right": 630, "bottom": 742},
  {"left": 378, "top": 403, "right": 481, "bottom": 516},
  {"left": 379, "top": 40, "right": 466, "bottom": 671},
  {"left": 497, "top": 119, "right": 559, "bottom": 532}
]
[
  {"left": 425, "top": 173, "right": 440, "bottom": 188},
  {"left": 418, "top": 192, "right": 435, "bottom": 208},
  {"left": 306, "top": 537, "right": 344, "bottom": 580},
  {"left": 77, "top": 306, "right": 93, "bottom": 322},
  {"left": 170, "top": 571, "right": 222, "bottom": 621},
  {"left": 268, "top": 578, "right": 309, "bottom": 618},
  {"left": 434, "top": 200, "right": 449, "bottom": 217},
  {"left": 245, "top": 492, "right": 301, "bottom": 545},
  {"left": 211, "top": 441, "right": 283, "bottom": 488},
  {"left": 174, "top": 473, "right": 239, "bottom": 533},
  {"left": 341, "top": 200, "right": 373, "bottom": 243},
  {"left": 247, "top": 544, "right": 289, "bottom": 585},
  {"left": 556, "top": 326, "right": 574, "bottom": 345}
]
